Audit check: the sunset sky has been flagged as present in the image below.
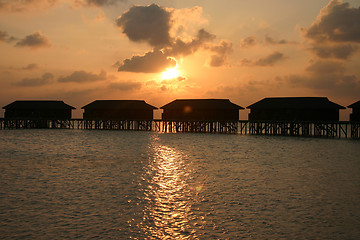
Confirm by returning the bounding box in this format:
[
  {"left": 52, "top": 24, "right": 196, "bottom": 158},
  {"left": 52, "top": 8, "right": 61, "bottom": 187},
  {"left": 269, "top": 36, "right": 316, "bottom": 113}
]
[{"left": 1, "top": 0, "right": 359, "bottom": 119}]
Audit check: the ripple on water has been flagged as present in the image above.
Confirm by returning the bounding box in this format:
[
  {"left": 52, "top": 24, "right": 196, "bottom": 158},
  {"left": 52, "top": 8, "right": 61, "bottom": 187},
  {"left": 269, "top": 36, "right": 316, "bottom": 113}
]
[{"left": 0, "top": 130, "right": 360, "bottom": 239}]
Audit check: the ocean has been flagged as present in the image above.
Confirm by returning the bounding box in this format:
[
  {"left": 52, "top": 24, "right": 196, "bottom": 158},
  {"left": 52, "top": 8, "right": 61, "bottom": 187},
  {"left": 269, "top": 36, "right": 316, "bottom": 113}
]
[{"left": 1, "top": 129, "right": 359, "bottom": 239}]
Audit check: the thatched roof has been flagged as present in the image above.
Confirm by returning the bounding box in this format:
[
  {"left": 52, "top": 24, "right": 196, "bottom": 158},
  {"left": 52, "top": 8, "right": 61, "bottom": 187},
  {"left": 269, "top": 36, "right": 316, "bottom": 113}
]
[
  {"left": 160, "top": 99, "right": 244, "bottom": 110},
  {"left": 3, "top": 100, "right": 75, "bottom": 110},
  {"left": 348, "top": 100, "right": 360, "bottom": 109},
  {"left": 247, "top": 97, "right": 345, "bottom": 109},
  {"left": 82, "top": 100, "right": 157, "bottom": 110}
]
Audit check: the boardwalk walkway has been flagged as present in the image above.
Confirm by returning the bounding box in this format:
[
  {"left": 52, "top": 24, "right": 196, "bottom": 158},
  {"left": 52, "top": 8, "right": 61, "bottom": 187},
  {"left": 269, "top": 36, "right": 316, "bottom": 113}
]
[{"left": 0, "top": 118, "right": 359, "bottom": 139}]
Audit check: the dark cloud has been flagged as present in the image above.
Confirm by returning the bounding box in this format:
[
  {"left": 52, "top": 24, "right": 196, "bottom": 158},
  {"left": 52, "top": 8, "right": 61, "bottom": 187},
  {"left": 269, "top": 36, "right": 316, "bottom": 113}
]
[
  {"left": 58, "top": 70, "right": 106, "bottom": 83},
  {"left": 240, "top": 36, "right": 257, "bottom": 48},
  {"left": 304, "top": 60, "right": 357, "bottom": 92},
  {"left": 168, "top": 29, "right": 232, "bottom": 68},
  {"left": 117, "top": 50, "right": 176, "bottom": 73},
  {"left": 116, "top": 4, "right": 233, "bottom": 73},
  {"left": 265, "top": 36, "right": 296, "bottom": 45},
  {"left": 210, "top": 55, "right": 226, "bottom": 67},
  {"left": 209, "top": 40, "right": 233, "bottom": 67},
  {"left": 108, "top": 81, "right": 142, "bottom": 91},
  {"left": 164, "top": 29, "right": 216, "bottom": 57},
  {"left": 241, "top": 52, "right": 285, "bottom": 66},
  {"left": 255, "top": 52, "right": 285, "bottom": 66},
  {"left": 15, "top": 32, "right": 51, "bottom": 49},
  {"left": 176, "top": 76, "right": 187, "bottom": 81},
  {"left": 303, "top": 0, "right": 360, "bottom": 43},
  {"left": 116, "top": 4, "right": 172, "bottom": 48},
  {"left": 302, "top": 0, "right": 360, "bottom": 60},
  {"left": 283, "top": 60, "right": 360, "bottom": 97},
  {"left": 116, "top": 27, "right": 230, "bottom": 72},
  {"left": 85, "top": 0, "right": 125, "bottom": 7},
  {"left": 15, "top": 72, "right": 54, "bottom": 87},
  {"left": 0, "top": 30, "right": 16, "bottom": 43},
  {"left": 310, "top": 44, "right": 358, "bottom": 59},
  {"left": 305, "top": 60, "right": 344, "bottom": 76},
  {"left": 22, "top": 63, "right": 39, "bottom": 71}
]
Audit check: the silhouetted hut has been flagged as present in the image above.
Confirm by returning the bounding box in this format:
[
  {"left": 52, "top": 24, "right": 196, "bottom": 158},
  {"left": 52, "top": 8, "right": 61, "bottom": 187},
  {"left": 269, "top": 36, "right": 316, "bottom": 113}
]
[
  {"left": 247, "top": 97, "right": 345, "bottom": 121},
  {"left": 160, "top": 99, "right": 243, "bottom": 121},
  {"left": 2, "top": 100, "right": 75, "bottom": 119},
  {"left": 82, "top": 100, "right": 157, "bottom": 120},
  {"left": 348, "top": 100, "right": 360, "bottom": 121}
]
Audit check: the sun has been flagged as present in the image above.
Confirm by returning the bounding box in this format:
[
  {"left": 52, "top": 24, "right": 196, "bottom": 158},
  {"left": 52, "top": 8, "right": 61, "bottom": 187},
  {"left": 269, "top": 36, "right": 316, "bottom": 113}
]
[{"left": 161, "top": 67, "right": 180, "bottom": 80}]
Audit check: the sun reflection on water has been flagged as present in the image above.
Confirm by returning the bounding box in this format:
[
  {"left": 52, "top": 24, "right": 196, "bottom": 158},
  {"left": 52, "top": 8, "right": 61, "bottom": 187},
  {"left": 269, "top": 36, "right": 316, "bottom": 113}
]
[{"left": 137, "top": 137, "right": 200, "bottom": 239}]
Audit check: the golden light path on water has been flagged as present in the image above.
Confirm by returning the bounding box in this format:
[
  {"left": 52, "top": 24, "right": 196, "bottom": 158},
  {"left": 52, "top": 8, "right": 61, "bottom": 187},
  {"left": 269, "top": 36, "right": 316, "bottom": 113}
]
[{"left": 137, "top": 135, "right": 203, "bottom": 239}]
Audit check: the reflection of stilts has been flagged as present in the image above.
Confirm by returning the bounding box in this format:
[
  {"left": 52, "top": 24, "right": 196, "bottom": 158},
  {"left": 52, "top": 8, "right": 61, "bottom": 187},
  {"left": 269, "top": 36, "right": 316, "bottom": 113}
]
[{"left": 0, "top": 118, "right": 359, "bottom": 139}]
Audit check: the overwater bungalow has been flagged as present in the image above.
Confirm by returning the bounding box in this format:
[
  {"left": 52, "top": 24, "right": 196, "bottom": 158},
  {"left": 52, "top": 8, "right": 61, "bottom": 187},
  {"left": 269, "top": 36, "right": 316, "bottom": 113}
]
[
  {"left": 160, "top": 99, "right": 244, "bottom": 121},
  {"left": 81, "top": 100, "right": 157, "bottom": 120},
  {"left": 2, "top": 100, "right": 75, "bottom": 119},
  {"left": 246, "top": 97, "right": 345, "bottom": 121},
  {"left": 348, "top": 100, "right": 360, "bottom": 122}
]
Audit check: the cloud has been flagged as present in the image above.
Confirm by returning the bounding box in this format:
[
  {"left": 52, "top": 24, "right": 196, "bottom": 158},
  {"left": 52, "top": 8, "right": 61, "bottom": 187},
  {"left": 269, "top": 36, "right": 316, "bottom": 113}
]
[
  {"left": 283, "top": 60, "right": 360, "bottom": 97},
  {"left": 164, "top": 29, "right": 216, "bottom": 57},
  {"left": 58, "top": 70, "right": 106, "bottom": 83},
  {"left": 283, "top": 0, "right": 360, "bottom": 99},
  {"left": 255, "top": 52, "right": 285, "bottom": 66},
  {"left": 116, "top": 4, "right": 234, "bottom": 73},
  {"left": 310, "top": 44, "right": 358, "bottom": 59},
  {"left": 170, "top": 6, "right": 208, "bottom": 38},
  {"left": 84, "top": 0, "right": 125, "bottom": 7},
  {"left": 0, "top": 0, "right": 59, "bottom": 12},
  {"left": 305, "top": 60, "right": 344, "bottom": 78},
  {"left": 0, "top": 0, "right": 125, "bottom": 12},
  {"left": 15, "top": 32, "right": 51, "bottom": 49},
  {"left": 0, "top": 30, "right": 16, "bottom": 43},
  {"left": 239, "top": 36, "right": 257, "bottom": 48},
  {"left": 22, "top": 63, "right": 39, "bottom": 70},
  {"left": 241, "top": 51, "right": 285, "bottom": 66},
  {"left": 117, "top": 50, "right": 177, "bottom": 73},
  {"left": 108, "top": 81, "right": 142, "bottom": 91},
  {"left": 116, "top": 4, "right": 172, "bottom": 48},
  {"left": 15, "top": 72, "right": 54, "bottom": 87},
  {"left": 166, "top": 29, "right": 231, "bottom": 68},
  {"left": 265, "top": 35, "right": 296, "bottom": 45},
  {"left": 302, "top": 0, "right": 360, "bottom": 60},
  {"left": 303, "top": 0, "right": 360, "bottom": 43},
  {"left": 208, "top": 40, "right": 233, "bottom": 67}
]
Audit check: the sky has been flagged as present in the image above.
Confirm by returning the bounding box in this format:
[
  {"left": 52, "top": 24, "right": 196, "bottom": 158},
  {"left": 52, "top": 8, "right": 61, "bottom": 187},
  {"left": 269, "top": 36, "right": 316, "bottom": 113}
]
[{"left": 0, "top": 0, "right": 359, "bottom": 119}]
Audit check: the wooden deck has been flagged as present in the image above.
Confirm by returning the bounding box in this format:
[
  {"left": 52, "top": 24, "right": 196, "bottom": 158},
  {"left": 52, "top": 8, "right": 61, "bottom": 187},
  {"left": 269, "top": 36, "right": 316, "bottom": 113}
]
[{"left": 0, "top": 118, "right": 359, "bottom": 139}]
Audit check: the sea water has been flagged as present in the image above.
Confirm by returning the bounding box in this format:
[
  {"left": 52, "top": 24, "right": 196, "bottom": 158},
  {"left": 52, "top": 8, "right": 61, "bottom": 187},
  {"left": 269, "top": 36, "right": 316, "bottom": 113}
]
[{"left": 0, "top": 129, "right": 359, "bottom": 239}]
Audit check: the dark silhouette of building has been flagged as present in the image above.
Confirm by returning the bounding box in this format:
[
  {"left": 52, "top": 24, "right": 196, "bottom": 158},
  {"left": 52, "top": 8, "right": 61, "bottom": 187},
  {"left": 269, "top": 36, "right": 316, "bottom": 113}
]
[
  {"left": 2, "top": 100, "right": 75, "bottom": 119},
  {"left": 247, "top": 97, "right": 345, "bottom": 121},
  {"left": 82, "top": 100, "right": 157, "bottom": 120},
  {"left": 160, "top": 99, "right": 243, "bottom": 121},
  {"left": 348, "top": 100, "right": 360, "bottom": 121}
]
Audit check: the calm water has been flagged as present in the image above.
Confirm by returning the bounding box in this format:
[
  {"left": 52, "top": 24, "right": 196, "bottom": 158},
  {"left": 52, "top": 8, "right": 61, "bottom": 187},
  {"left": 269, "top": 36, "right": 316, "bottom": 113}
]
[{"left": 0, "top": 130, "right": 360, "bottom": 239}]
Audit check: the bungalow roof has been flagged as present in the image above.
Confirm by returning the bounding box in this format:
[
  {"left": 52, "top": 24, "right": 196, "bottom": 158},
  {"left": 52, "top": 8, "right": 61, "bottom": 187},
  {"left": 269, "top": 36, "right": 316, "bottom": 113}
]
[
  {"left": 2, "top": 100, "right": 75, "bottom": 110},
  {"left": 160, "top": 99, "right": 244, "bottom": 110},
  {"left": 81, "top": 100, "right": 157, "bottom": 110},
  {"left": 348, "top": 100, "right": 360, "bottom": 109},
  {"left": 246, "top": 97, "right": 345, "bottom": 109}
]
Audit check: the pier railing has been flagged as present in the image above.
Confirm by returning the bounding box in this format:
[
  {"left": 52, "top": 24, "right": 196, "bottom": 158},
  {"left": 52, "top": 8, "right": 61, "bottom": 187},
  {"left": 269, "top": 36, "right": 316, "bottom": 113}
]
[{"left": 0, "top": 118, "right": 359, "bottom": 139}]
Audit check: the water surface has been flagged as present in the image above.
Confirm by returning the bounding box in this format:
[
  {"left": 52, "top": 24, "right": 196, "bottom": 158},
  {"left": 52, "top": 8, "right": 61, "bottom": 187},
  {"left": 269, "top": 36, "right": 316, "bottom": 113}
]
[{"left": 1, "top": 130, "right": 359, "bottom": 239}]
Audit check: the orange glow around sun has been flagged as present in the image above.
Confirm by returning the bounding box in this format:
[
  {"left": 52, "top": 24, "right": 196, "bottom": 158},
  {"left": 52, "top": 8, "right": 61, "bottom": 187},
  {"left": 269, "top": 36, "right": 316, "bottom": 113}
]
[{"left": 161, "top": 67, "right": 180, "bottom": 80}]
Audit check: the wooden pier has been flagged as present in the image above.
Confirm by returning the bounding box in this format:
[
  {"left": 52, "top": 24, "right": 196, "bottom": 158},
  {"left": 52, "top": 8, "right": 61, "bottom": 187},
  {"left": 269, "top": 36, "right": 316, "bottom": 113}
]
[
  {"left": 0, "top": 118, "right": 359, "bottom": 139},
  {"left": 241, "top": 121, "right": 359, "bottom": 139}
]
